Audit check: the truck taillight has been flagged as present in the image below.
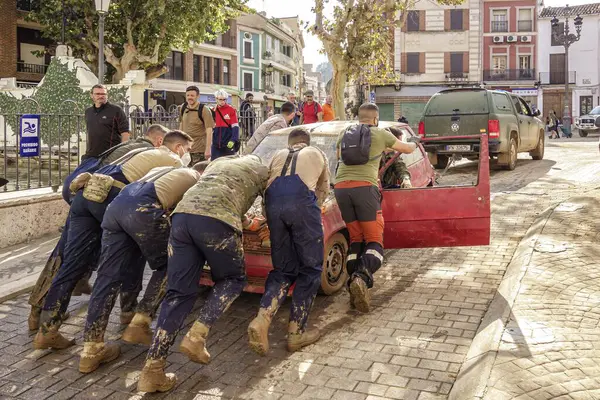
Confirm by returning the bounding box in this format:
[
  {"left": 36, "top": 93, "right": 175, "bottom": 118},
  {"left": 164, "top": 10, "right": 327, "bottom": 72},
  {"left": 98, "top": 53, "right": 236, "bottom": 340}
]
[
  {"left": 418, "top": 121, "right": 425, "bottom": 137},
  {"left": 488, "top": 119, "right": 500, "bottom": 138}
]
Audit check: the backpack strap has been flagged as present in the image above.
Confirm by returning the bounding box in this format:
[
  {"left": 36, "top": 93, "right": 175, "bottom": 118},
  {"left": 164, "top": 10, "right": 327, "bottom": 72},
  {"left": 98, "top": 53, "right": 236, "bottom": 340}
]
[
  {"left": 280, "top": 149, "right": 300, "bottom": 177},
  {"left": 180, "top": 103, "right": 187, "bottom": 118},
  {"left": 110, "top": 147, "right": 154, "bottom": 166},
  {"left": 216, "top": 107, "right": 232, "bottom": 128},
  {"left": 181, "top": 103, "right": 205, "bottom": 125},
  {"left": 144, "top": 166, "right": 178, "bottom": 183}
]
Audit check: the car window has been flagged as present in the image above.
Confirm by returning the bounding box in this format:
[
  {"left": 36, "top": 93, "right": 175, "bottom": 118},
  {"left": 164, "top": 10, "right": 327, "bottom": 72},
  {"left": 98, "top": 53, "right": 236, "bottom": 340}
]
[
  {"left": 398, "top": 127, "right": 423, "bottom": 166},
  {"left": 511, "top": 96, "right": 525, "bottom": 115},
  {"left": 493, "top": 93, "right": 514, "bottom": 113},
  {"left": 589, "top": 106, "right": 600, "bottom": 115},
  {"left": 518, "top": 98, "right": 533, "bottom": 116},
  {"left": 424, "top": 91, "right": 489, "bottom": 115}
]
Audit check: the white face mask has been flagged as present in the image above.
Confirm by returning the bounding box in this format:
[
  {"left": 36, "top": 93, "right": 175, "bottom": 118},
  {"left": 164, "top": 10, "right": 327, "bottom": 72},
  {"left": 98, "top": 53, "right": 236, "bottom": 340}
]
[{"left": 181, "top": 152, "right": 191, "bottom": 166}]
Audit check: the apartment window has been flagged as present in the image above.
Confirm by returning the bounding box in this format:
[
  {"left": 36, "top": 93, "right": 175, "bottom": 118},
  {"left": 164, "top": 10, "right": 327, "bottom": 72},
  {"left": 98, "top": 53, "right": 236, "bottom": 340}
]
[
  {"left": 518, "top": 9, "right": 533, "bottom": 32},
  {"left": 213, "top": 58, "right": 221, "bottom": 84},
  {"left": 407, "top": 11, "right": 420, "bottom": 31},
  {"left": 244, "top": 40, "right": 253, "bottom": 59},
  {"left": 450, "top": 10, "right": 463, "bottom": 30},
  {"left": 450, "top": 53, "right": 463, "bottom": 73},
  {"left": 282, "top": 45, "right": 293, "bottom": 58},
  {"left": 266, "top": 35, "right": 273, "bottom": 50},
  {"left": 407, "top": 53, "right": 420, "bottom": 73},
  {"left": 164, "top": 51, "right": 184, "bottom": 80},
  {"left": 519, "top": 55, "right": 531, "bottom": 70},
  {"left": 243, "top": 72, "right": 253, "bottom": 91},
  {"left": 204, "top": 56, "right": 211, "bottom": 83},
  {"left": 282, "top": 74, "right": 292, "bottom": 87},
  {"left": 193, "top": 55, "right": 200, "bottom": 82},
  {"left": 274, "top": 38, "right": 281, "bottom": 51},
  {"left": 223, "top": 60, "right": 230, "bottom": 86},
  {"left": 492, "top": 55, "right": 507, "bottom": 73},
  {"left": 491, "top": 10, "right": 508, "bottom": 32},
  {"left": 551, "top": 22, "right": 564, "bottom": 46},
  {"left": 580, "top": 96, "right": 593, "bottom": 115}
]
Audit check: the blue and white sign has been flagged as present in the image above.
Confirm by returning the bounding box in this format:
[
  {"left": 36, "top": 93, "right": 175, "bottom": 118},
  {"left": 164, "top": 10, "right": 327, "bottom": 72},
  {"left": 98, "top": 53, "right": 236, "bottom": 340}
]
[
  {"left": 19, "top": 114, "right": 40, "bottom": 157},
  {"left": 370, "top": 91, "right": 376, "bottom": 103}
]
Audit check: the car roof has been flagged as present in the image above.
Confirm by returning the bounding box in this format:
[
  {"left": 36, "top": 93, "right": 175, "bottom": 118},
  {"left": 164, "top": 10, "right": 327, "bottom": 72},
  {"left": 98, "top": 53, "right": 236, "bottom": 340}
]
[{"left": 267, "top": 121, "right": 411, "bottom": 136}]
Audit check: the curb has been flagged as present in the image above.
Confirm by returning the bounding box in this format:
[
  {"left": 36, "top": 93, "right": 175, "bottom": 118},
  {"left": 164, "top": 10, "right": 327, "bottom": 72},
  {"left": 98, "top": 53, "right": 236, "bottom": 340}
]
[
  {"left": 448, "top": 205, "right": 557, "bottom": 400},
  {"left": 0, "top": 274, "right": 38, "bottom": 303}
]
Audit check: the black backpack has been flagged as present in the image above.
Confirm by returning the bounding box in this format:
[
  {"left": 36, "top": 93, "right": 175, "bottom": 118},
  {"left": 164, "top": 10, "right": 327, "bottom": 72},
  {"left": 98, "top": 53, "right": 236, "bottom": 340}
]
[
  {"left": 340, "top": 124, "right": 376, "bottom": 165},
  {"left": 180, "top": 103, "right": 215, "bottom": 124}
]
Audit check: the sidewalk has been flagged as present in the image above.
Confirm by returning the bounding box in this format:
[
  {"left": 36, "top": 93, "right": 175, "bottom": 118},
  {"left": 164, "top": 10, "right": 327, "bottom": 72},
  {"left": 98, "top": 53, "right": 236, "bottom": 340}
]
[{"left": 477, "top": 189, "right": 600, "bottom": 399}]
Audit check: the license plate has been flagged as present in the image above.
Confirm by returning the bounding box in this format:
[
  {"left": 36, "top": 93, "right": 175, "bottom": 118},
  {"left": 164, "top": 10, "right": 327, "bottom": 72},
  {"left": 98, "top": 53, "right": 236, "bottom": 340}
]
[{"left": 446, "top": 145, "right": 470, "bottom": 151}]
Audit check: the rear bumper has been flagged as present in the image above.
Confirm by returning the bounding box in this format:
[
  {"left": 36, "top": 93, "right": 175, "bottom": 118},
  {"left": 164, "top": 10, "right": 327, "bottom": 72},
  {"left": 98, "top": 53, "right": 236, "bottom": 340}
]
[{"left": 423, "top": 138, "right": 501, "bottom": 155}]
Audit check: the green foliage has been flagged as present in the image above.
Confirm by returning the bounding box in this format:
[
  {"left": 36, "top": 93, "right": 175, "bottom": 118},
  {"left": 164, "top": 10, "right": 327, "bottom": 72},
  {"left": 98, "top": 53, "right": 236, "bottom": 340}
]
[
  {"left": 0, "top": 58, "right": 127, "bottom": 146},
  {"left": 27, "top": 0, "right": 249, "bottom": 81}
]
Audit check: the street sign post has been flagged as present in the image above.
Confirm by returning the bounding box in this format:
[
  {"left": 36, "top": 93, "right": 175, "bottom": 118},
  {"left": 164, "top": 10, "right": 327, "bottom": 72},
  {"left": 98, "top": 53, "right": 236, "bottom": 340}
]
[{"left": 19, "top": 114, "right": 40, "bottom": 157}]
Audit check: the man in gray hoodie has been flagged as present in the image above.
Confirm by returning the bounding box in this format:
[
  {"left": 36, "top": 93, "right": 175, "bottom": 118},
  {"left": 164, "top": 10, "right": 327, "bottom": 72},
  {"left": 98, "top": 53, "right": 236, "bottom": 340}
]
[{"left": 244, "top": 102, "right": 296, "bottom": 154}]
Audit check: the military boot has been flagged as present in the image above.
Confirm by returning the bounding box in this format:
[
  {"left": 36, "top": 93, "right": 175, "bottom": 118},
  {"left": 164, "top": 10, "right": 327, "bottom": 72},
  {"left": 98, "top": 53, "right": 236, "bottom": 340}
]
[
  {"left": 72, "top": 277, "right": 92, "bottom": 296},
  {"left": 248, "top": 308, "right": 272, "bottom": 356},
  {"left": 179, "top": 321, "right": 210, "bottom": 364},
  {"left": 79, "top": 342, "right": 120, "bottom": 373},
  {"left": 28, "top": 307, "right": 41, "bottom": 331},
  {"left": 122, "top": 313, "right": 153, "bottom": 346},
  {"left": 137, "top": 359, "right": 176, "bottom": 393},
  {"left": 33, "top": 328, "right": 75, "bottom": 350},
  {"left": 287, "top": 326, "right": 321, "bottom": 352},
  {"left": 120, "top": 311, "right": 135, "bottom": 325},
  {"left": 349, "top": 275, "right": 370, "bottom": 313}
]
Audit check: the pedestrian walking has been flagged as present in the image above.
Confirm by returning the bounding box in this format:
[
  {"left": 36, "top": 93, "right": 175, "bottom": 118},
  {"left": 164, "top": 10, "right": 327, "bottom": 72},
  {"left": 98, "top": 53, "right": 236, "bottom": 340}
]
[
  {"left": 179, "top": 85, "right": 215, "bottom": 164},
  {"left": 334, "top": 103, "right": 419, "bottom": 313},
  {"left": 137, "top": 155, "right": 268, "bottom": 393},
  {"left": 300, "top": 90, "right": 323, "bottom": 124},
  {"left": 27, "top": 125, "right": 169, "bottom": 332},
  {"left": 322, "top": 95, "right": 335, "bottom": 122},
  {"left": 211, "top": 89, "right": 240, "bottom": 159},
  {"left": 380, "top": 127, "right": 412, "bottom": 189},
  {"left": 240, "top": 93, "right": 257, "bottom": 139},
  {"left": 248, "top": 128, "right": 330, "bottom": 356},
  {"left": 32, "top": 131, "right": 193, "bottom": 351},
  {"left": 244, "top": 101, "right": 297, "bottom": 154},
  {"left": 78, "top": 162, "right": 209, "bottom": 373}
]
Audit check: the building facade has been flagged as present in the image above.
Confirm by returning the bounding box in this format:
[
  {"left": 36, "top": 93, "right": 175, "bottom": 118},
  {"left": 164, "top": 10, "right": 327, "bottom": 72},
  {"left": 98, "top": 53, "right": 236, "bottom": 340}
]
[
  {"left": 304, "top": 64, "right": 326, "bottom": 103},
  {"left": 536, "top": 4, "right": 600, "bottom": 121},
  {"left": 482, "top": 0, "right": 539, "bottom": 105},
  {"left": 374, "top": 0, "right": 482, "bottom": 127}
]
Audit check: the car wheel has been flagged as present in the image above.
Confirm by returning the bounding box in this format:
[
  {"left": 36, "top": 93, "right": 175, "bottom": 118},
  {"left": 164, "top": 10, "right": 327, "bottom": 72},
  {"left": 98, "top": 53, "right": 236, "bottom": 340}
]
[
  {"left": 434, "top": 154, "right": 449, "bottom": 169},
  {"left": 579, "top": 130, "right": 588, "bottom": 137},
  {"left": 320, "top": 233, "right": 348, "bottom": 295},
  {"left": 503, "top": 138, "right": 518, "bottom": 170},
  {"left": 530, "top": 132, "right": 545, "bottom": 160}
]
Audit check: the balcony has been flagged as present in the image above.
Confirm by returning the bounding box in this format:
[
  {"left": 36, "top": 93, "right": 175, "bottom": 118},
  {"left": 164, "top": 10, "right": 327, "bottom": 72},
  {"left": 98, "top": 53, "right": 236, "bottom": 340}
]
[
  {"left": 539, "top": 71, "right": 576, "bottom": 85},
  {"left": 17, "top": 62, "right": 48, "bottom": 75},
  {"left": 445, "top": 72, "right": 469, "bottom": 81},
  {"left": 518, "top": 20, "right": 533, "bottom": 32},
  {"left": 17, "top": 0, "right": 37, "bottom": 11},
  {"left": 491, "top": 21, "right": 508, "bottom": 32},
  {"left": 204, "top": 34, "right": 237, "bottom": 50},
  {"left": 483, "top": 69, "right": 536, "bottom": 81}
]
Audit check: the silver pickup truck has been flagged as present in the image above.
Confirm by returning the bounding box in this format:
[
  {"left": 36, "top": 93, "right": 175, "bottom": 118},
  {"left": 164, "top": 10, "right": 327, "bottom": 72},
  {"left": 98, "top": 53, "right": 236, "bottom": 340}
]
[{"left": 575, "top": 106, "right": 600, "bottom": 137}]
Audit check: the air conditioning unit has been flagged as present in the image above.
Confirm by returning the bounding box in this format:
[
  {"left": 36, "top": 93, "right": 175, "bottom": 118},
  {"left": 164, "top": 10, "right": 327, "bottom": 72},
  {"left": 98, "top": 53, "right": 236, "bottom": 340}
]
[
  {"left": 521, "top": 35, "right": 532, "bottom": 42},
  {"left": 507, "top": 35, "right": 517, "bottom": 43},
  {"left": 243, "top": 32, "right": 252, "bottom": 40},
  {"left": 493, "top": 36, "right": 504, "bottom": 43}
]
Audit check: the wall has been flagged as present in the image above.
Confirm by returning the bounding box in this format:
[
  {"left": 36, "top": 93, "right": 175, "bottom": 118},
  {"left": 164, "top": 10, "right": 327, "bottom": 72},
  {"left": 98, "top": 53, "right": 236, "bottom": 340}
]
[
  {"left": 239, "top": 30, "right": 262, "bottom": 90},
  {"left": 0, "top": 0, "right": 17, "bottom": 79}
]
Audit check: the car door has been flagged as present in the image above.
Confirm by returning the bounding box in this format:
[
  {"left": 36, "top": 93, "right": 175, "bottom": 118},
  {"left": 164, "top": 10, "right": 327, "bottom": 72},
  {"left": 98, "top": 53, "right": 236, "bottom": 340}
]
[
  {"left": 398, "top": 126, "right": 432, "bottom": 187},
  {"left": 510, "top": 95, "right": 534, "bottom": 150},
  {"left": 518, "top": 97, "right": 539, "bottom": 149},
  {"left": 381, "top": 134, "right": 491, "bottom": 249}
]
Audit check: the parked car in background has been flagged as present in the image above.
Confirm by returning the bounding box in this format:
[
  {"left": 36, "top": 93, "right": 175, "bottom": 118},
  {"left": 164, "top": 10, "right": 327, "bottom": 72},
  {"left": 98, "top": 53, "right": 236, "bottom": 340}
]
[
  {"left": 200, "top": 121, "right": 492, "bottom": 295},
  {"left": 575, "top": 106, "right": 600, "bottom": 137},
  {"left": 418, "top": 88, "right": 546, "bottom": 171}
]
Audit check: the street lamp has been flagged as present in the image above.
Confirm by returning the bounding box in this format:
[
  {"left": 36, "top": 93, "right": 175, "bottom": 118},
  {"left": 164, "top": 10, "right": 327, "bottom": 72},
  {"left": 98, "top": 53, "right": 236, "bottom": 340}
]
[
  {"left": 95, "top": 0, "right": 111, "bottom": 84},
  {"left": 551, "top": 4, "right": 583, "bottom": 136}
]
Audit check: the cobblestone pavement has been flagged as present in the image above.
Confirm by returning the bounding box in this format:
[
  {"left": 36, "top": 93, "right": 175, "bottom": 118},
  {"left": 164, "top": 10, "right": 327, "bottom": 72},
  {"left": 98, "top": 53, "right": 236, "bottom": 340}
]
[{"left": 0, "top": 138, "right": 599, "bottom": 400}]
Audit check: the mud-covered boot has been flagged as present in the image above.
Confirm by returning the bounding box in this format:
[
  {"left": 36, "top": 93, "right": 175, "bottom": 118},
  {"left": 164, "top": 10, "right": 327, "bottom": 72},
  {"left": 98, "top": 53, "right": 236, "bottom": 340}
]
[
  {"left": 248, "top": 309, "right": 272, "bottom": 356},
  {"left": 79, "top": 342, "right": 120, "bottom": 373},
  {"left": 287, "top": 328, "right": 321, "bottom": 352},
  {"left": 72, "top": 278, "right": 92, "bottom": 296},
  {"left": 179, "top": 321, "right": 210, "bottom": 364},
  {"left": 349, "top": 275, "right": 370, "bottom": 313},
  {"left": 120, "top": 311, "right": 135, "bottom": 325},
  {"left": 33, "top": 328, "right": 75, "bottom": 350},
  {"left": 137, "top": 359, "right": 176, "bottom": 393},
  {"left": 28, "top": 307, "right": 41, "bottom": 331},
  {"left": 122, "top": 313, "right": 153, "bottom": 346}
]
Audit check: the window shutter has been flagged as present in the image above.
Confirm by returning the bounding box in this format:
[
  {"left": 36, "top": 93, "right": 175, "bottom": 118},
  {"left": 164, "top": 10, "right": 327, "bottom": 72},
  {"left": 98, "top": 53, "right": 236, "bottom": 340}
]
[
  {"left": 401, "top": 52, "right": 407, "bottom": 73},
  {"left": 444, "top": 52, "right": 451, "bottom": 73},
  {"left": 444, "top": 10, "right": 450, "bottom": 31},
  {"left": 419, "top": 11, "right": 426, "bottom": 31},
  {"left": 419, "top": 53, "right": 426, "bottom": 73},
  {"left": 463, "top": 52, "right": 469, "bottom": 73},
  {"left": 463, "top": 9, "right": 470, "bottom": 30}
]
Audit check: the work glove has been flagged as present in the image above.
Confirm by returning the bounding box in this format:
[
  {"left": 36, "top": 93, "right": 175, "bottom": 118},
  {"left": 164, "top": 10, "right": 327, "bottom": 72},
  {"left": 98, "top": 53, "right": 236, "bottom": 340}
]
[
  {"left": 401, "top": 178, "right": 412, "bottom": 189},
  {"left": 243, "top": 215, "right": 265, "bottom": 232},
  {"left": 227, "top": 141, "right": 235, "bottom": 149},
  {"left": 407, "top": 136, "right": 421, "bottom": 144}
]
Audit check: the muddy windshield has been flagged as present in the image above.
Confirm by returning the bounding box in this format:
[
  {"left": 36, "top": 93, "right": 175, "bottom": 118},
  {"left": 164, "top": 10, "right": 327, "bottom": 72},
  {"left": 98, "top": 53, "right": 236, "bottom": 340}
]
[
  {"left": 589, "top": 106, "right": 600, "bottom": 115},
  {"left": 252, "top": 134, "right": 340, "bottom": 183},
  {"left": 425, "top": 91, "right": 490, "bottom": 116}
]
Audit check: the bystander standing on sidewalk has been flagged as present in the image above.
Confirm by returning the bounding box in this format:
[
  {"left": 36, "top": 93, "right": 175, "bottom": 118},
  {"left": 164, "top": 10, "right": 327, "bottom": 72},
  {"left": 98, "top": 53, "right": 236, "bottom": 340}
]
[
  {"left": 300, "top": 91, "right": 323, "bottom": 124},
  {"left": 211, "top": 89, "right": 240, "bottom": 159},
  {"left": 179, "top": 86, "right": 215, "bottom": 164},
  {"left": 322, "top": 95, "right": 335, "bottom": 121},
  {"left": 240, "top": 93, "right": 256, "bottom": 139}
]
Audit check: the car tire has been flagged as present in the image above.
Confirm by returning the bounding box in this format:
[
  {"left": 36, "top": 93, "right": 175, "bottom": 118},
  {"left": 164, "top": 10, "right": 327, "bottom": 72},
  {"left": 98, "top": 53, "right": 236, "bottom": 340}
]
[
  {"left": 434, "top": 155, "right": 449, "bottom": 169},
  {"left": 530, "top": 132, "right": 545, "bottom": 160},
  {"left": 579, "top": 130, "right": 588, "bottom": 137},
  {"left": 320, "top": 233, "right": 348, "bottom": 295},
  {"left": 503, "top": 138, "right": 518, "bottom": 171}
]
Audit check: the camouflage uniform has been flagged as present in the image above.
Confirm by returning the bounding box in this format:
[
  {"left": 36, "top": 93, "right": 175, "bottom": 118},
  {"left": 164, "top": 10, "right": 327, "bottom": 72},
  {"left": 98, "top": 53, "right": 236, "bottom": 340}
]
[
  {"left": 379, "top": 152, "right": 411, "bottom": 188},
  {"left": 146, "top": 155, "right": 269, "bottom": 362}
]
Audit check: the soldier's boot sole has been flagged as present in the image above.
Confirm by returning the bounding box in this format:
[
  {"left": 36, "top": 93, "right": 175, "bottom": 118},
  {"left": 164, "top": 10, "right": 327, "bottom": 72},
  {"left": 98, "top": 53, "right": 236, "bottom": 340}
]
[
  {"left": 33, "top": 330, "right": 75, "bottom": 350},
  {"left": 122, "top": 323, "right": 153, "bottom": 346},
  {"left": 79, "top": 343, "right": 120, "bottom": 374},
  {"left": 349, "top": 277, "right": 371, "bottom": 313}
]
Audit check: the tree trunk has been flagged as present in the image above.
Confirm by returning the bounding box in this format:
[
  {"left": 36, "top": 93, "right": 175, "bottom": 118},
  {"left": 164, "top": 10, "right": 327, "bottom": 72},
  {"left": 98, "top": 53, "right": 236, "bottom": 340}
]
[{"left": 331, "top": 63, "right": 348, "bottom": 121}]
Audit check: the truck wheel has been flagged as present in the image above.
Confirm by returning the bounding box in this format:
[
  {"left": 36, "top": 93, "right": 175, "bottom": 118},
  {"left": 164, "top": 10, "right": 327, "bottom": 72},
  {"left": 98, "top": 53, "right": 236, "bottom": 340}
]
[
  {"left": 530, "top": 132, "right": 545, "bottom": 160},
  {"left": 434, "top": 154, "right": 449, "bottom": 169},
  {"left": 502, "top": 138, "right": 518, "bottom": 170},
  {"left": 579, "top": 130, "right": 588, "bottom": 137},
  {"left": 320, "top": 233, "right": 348, "bottom": 295}
]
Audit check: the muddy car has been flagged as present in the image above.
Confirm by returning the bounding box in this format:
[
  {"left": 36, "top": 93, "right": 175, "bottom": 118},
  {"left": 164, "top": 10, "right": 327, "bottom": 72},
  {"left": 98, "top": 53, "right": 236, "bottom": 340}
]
[
  {"left": 201, "top": 122, "right": 492, "bottom": 295},
  {"left": 575, "top": 106, "right": 600, "bottom": 137}
]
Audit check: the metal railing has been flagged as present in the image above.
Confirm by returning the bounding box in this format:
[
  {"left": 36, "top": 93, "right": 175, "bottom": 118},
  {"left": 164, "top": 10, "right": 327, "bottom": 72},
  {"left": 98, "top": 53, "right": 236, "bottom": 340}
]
[
  {"left": 518, "top": 20, "right": 533, "bottom": 32},
  {"left": 483, "top": 69, "right": 536, "bottom": 81},
  {"left": 491, "top": 21, "right": 508, "bottom": 32},
  {"left": 539, "top": 71, "right": 576, "bottom": 85},
  {"left": 17, "top": 62, "right": 48, "bottom": 75},
  {"left": 16, "top": 0, "right": 36, "bottom": 11}
]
